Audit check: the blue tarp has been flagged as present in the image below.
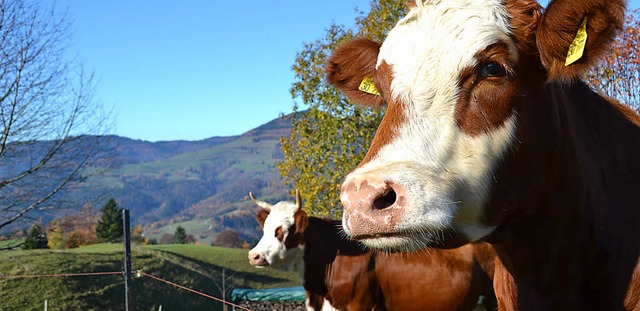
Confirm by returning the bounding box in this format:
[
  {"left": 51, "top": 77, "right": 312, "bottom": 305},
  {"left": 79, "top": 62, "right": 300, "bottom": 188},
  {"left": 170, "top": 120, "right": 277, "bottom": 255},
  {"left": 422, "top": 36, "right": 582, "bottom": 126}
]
[{"left": 231, "top": 286, "right": 306, "bottom": 301}]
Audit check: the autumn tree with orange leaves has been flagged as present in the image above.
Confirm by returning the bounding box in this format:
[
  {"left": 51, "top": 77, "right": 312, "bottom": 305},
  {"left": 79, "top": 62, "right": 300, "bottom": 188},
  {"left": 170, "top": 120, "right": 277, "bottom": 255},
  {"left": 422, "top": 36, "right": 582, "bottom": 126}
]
[{"left": 586, "top": 9, "right": 640, "bottom": 111}]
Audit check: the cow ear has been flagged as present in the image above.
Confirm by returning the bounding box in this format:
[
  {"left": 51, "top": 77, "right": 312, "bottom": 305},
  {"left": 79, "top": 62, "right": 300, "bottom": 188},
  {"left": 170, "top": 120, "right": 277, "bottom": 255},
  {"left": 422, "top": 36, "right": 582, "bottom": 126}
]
[
  {"left": 535, "top": 0, "right": 626, "bottom": 82},
  {"left": 326, "top": 38, "right": 385, "bottom": 108},
  {"left": 505, "top": 0, "right": 543, "bottom": 54},
  {"left": 293, "top": 210, "right": 308, "bottom": 235},
  {"left": 256, "top": 210, "right": 269, "bottom": 229}
]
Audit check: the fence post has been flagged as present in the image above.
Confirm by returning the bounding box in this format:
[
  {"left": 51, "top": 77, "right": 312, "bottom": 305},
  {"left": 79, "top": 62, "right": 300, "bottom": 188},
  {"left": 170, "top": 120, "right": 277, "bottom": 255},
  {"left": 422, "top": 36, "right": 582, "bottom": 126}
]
[
  {"left": 123, "top": 209, "right": 133, "bottom": 311},
  {"left": 222, "top": 268, "right": 226, "bottom": 311}
]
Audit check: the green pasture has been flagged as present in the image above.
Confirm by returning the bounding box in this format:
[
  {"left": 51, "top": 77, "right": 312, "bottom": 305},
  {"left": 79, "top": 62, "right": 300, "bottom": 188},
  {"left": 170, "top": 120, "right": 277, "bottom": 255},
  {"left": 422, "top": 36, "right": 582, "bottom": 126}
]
[{"left": 0, "top": 243, "right": 299, "bottom": 310}]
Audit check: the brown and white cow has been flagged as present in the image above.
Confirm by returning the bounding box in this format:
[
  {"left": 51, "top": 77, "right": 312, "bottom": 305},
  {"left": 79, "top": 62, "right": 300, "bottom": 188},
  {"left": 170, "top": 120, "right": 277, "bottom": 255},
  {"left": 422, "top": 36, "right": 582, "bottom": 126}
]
[
  {"left": 327, "top": 0, "right": 640, "bottom": 310},
  {"left": 247, "top": 192, "right": 497, "bottom": 311}
]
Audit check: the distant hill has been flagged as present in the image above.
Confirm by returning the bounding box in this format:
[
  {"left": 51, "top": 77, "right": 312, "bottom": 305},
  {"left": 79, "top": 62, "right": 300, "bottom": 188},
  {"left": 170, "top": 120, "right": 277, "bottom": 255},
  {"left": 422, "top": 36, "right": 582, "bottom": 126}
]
[{"left": 1, "top": 114, "right": 295, "bottom": 243}]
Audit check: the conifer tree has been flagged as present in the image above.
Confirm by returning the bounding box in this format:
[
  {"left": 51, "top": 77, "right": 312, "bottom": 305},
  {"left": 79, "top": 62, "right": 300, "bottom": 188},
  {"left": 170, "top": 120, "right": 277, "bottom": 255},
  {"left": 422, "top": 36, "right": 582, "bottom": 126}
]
[
  {"left": 23, "top": 223, "right": 48, "bottom": 249},
  {"left": 95, "top": 198, "right": 123, "bottom": 243},
  {"left": 172, "top": 226, "right": 187, "bottom": 244}
]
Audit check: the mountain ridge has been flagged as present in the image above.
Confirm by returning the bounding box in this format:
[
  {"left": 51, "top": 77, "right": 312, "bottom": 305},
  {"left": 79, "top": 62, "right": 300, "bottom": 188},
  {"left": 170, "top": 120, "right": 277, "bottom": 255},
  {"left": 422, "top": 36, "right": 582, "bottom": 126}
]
[{"left": 1, "top": 114, "right": 295, "bottom": 243}]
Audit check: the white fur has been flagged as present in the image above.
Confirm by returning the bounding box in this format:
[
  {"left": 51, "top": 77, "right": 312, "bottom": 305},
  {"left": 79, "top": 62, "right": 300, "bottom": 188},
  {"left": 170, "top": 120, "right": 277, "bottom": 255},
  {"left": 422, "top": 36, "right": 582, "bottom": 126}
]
[
  {"left": 344, "top": 0, "right": 518, "bottom": 249},
  {"left": 305, "top": 298, "right": 340, "bottom": 311},
  {"left": 321, "top": 299, "right": 340, "bottom": 311}
]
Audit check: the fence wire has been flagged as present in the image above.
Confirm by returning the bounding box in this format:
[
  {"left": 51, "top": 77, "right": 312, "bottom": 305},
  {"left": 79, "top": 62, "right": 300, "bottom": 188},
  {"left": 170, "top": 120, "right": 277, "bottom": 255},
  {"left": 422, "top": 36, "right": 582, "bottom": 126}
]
[{"left": 0, "top": 270, "right": 254, "bottom": 311}]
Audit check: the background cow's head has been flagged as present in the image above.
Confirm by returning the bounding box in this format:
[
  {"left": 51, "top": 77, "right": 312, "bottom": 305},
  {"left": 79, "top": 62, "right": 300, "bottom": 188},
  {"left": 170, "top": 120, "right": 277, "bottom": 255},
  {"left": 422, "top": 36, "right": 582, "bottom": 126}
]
[
  {"left": 247, "top": 191, "right": 308, "bottom": 268},
  {"left": 327, "top": 0, "right": 625, "bottom": 251}
]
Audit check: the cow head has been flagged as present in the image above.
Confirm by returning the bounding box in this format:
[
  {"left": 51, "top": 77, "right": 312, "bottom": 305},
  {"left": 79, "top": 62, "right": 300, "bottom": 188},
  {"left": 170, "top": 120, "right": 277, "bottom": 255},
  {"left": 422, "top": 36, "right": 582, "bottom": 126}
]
[
  {"left": 248, "top": 191, "right": 308, "bottom": 268},
  {"left": 328, "top": 0, "right": 625, "bottom": 251}
]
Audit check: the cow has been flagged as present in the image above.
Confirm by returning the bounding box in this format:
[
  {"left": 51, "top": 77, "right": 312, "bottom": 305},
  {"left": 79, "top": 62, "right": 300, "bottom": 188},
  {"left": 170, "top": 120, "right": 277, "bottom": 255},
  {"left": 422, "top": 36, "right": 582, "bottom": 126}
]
[
  {"left": 247, "top": 192, "right": 497, "bottom": 311},
  {"left": 326, "top": 0, "right": 640, "bottom": 310}
]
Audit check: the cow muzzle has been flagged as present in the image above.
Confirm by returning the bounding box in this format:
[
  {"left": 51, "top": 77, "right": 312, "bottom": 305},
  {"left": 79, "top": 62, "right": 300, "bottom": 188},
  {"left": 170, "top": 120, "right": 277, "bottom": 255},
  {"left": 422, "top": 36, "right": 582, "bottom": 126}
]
[
  {"left": 340, "top": 176, "right": 408, "bottom": 238},
  {"left": 248, "top": 251, "right": 269, "bottom": 267}
]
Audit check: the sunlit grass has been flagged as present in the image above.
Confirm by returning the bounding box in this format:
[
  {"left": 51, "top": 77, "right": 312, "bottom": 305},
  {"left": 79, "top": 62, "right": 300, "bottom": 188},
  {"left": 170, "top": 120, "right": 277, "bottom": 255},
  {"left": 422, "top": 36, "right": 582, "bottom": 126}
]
[{"left": 0, "top": 243, "right": 300, "bottom": 310}]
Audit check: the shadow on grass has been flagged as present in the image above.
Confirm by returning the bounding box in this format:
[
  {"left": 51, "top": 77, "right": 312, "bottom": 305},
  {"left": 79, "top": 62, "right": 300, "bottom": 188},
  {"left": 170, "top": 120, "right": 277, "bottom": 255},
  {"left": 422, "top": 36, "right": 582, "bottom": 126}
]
[{"left": 144, "top": 249, "right": 297, "bottom": 287}]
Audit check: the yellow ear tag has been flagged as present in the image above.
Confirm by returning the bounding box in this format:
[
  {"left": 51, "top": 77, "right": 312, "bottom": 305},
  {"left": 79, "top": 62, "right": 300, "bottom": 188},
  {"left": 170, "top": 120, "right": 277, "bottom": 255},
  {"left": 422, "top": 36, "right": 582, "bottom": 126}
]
[
  {"left": 358, "top": 76, "right": 380, "bottom": 96},
  {"left": 565, "top": 17, "right": 588, "bottom": 66}
]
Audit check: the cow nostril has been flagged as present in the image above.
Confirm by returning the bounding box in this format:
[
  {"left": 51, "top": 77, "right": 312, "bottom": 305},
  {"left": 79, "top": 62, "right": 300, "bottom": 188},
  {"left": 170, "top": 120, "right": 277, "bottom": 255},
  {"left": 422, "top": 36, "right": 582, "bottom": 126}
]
[
  {"left": 373, "top": 189, "right": 396, "bottom": 210},
  {"left": 253, "top": 254, "right": 261, "bottom": 260}
]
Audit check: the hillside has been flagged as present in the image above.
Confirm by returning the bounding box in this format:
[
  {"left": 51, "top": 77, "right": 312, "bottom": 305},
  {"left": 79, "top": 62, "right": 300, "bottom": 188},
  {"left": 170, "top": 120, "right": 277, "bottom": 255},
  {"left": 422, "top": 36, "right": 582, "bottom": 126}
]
[
  {"left": 0, "top": 243, "right": 300, "bottom": 310},
  {"left": 0, "top": 114, "right": 295, "bottom": 243},
  {"left": 93, "top": 116, "right": 294, "bottom": 242}
]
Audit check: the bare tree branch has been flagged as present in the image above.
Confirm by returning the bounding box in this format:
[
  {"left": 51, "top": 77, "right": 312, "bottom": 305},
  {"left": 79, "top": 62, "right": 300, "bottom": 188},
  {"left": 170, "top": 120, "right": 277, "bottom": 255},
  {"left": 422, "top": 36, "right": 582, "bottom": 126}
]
[
  {"left": 0, "top": 0, "right": 110, "bottom": 233},
  {"left": 0, "top": 146, "right": 91, "bottom": 229},
  {"left": 586, "top": 9, "right": 640, "bottom": 112}
]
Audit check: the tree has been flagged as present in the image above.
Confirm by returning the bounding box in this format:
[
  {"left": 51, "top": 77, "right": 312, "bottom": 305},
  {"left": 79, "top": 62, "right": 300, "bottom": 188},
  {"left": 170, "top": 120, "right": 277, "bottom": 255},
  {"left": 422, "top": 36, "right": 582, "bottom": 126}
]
[
  {"left": 69, "top": 204, "right": 98, "bottom": 246},
  {"left": 46, "top": 219, "right": 64, "bottom": 250},
  {"left": 213, "top": 230, "right": 245, "bottom": 248},
  {"left": 585, "top": 9, "right": 640, "bottom": 111},
  {"left": 95, "top": 198, "right": 123, "bottom": 243},
  {"left": 277, "top": 0, "right": 407, "bottom": 217},
  {"left": 131, "top": 224, "right": 145, "bottom": 243},
  {"left": 184, "top": 234, "right": 196, "bottom": 244},
  {"left": 66, "top": 230, "right": 83, "bottom": 249},
  {"left": 159, "top": 233, "right": 173, "bottom": 245},
  {"left": 172, "top": 226, "right": 187, "bottom": 244},
  {"left": 44, "top": 204, "right": 99, "bottom": 249},
  {"left": 0, "top": 0, "right": 109, "bottom": 231},
  {"left": 23, "top": 223, "right": 48, "bottom": 249}
]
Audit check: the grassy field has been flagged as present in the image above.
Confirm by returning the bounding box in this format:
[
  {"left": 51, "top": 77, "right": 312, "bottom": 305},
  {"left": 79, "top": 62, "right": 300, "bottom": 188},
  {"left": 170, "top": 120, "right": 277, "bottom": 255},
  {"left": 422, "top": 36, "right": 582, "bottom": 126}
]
[
  {"left": 145, "top": 219, "right": 214, "bottom": 243},
  {"left": 0, "top": 237, "right": 25, "bottom": 250},
  {"left": 0, "top": 243, "right": 300, "bottom": 311}
]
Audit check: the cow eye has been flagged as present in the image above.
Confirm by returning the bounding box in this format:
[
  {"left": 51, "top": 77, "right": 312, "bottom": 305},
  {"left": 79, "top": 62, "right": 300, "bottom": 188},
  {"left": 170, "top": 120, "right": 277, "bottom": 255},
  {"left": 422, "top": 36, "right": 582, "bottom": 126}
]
[{"left": 480, "top": 61, "right": 506, "bottom": 78}]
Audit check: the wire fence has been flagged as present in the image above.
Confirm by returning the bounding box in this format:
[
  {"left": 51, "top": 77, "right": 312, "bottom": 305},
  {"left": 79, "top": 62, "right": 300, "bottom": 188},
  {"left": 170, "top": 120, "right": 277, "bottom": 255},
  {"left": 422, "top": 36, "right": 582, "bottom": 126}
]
[
  {"left": 0, "top": 271, "right": 122, "bottom": 279},
  {"left": 139, "top": 271, "right": 252, "bottom": 311},
  {"left": 0, "top": 269, "right": 254, "bottom": 311}
]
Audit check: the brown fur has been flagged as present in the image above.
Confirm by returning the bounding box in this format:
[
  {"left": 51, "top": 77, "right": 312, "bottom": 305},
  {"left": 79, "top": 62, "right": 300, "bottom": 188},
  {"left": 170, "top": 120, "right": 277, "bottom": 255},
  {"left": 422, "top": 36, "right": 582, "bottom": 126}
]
[
  {"left": 374, "top": 244, "right": 497, "bottom": 311},
  {"left": 455, "top": 42, "right": 518, "bottom": 136},
  {"left": 625, "top": 267, "right": 640, "bottom": 310},
  {"left": 255, "top": 209, "right": 497, "bottom": 310},
  {"left": 505, "top": 0, "right": 543, "bottom": 54},
  {"left": 326, "top": 38, "right": 385, "bottom": 108},
  {"left": 359, "top": 61, "right": 409, "bottom": 164},
  {"left": 256, "top": 210, "right": 269, "bottom": 226},
  {"left": 536, "top": 0, "right": 626, "bottom": 82},
  {"left": 483, "top": 77, "right": 640, "bottom": 310}
]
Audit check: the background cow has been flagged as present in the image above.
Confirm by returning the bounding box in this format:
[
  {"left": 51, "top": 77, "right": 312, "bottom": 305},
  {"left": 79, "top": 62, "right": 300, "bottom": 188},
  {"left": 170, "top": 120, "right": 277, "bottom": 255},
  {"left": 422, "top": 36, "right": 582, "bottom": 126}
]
[
  {"left": 247, "top": 192, "right": 497, "bottom": 311},
  {"left": 327, "top": 0, "right": 640, "bottom": 309}
]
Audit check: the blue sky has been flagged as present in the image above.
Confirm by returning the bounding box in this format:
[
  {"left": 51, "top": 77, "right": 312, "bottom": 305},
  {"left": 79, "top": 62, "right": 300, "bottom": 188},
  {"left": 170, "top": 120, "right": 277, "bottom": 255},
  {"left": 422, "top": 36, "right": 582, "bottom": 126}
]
[
  {"left": 60, "top": 0, "right": 639, "bottom": 142},
  {"left": 60, "top": 0, "right": 371, "bottom": 142}
]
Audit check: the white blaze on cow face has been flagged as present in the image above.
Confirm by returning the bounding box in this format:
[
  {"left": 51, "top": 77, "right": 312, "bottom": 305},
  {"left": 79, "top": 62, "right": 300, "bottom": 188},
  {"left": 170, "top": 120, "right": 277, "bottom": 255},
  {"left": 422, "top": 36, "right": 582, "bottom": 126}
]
[
  {"left": 340, "top": 0, "right": 520, "bottom": 250},
  {"left": 248, "top": 200, "right": 303, "bottom": 270}
]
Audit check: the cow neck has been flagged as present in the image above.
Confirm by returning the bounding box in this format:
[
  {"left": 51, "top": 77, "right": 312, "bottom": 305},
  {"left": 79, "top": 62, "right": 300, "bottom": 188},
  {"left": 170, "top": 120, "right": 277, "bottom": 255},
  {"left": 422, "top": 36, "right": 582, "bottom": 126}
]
[
  {"left": 486, "top": 80, "right": 640, "bottom": 310},
  {"left": 301, "top": 217, "right": 367, "bottom": 294},
  {"left": 299, "top": 217, "right": 342, "bottom": 295}
]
